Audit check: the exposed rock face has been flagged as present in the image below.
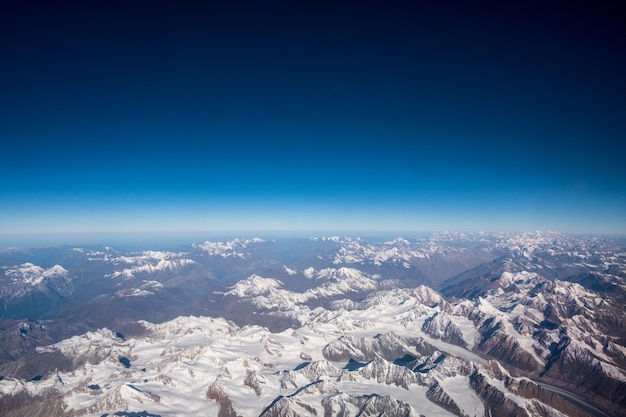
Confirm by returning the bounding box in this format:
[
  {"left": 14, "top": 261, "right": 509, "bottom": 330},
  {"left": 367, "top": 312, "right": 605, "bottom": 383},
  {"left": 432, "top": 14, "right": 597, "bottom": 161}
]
[
  {"left": 321, "top": 393, "right": 421, "bottom": 417},
  {"left": 425, "top": 381, "right": 466, "bottom": 417},
  {"left": 278, "top": 370, "right": 299, "bottom": 390},
  {"left": 259, "top": 398, "right": 309, "bottom": 417},
  {"left": 298, "top": 360, "right": 340, "bottom": 381},
  {"left": 206, "top": 381, "right": 240, "bottom": 417},
  {"left": 322, "top": 333, "right": 414, "bottom": 362},
  {"left": 470, "top": 370, "right": 531, "bottom": 417},
  {"left": 356, "top": 357, "right": 423, "bottom": 388},
  {"left": 422, "top": 312, "right": 466, "bottom": 347},
  {"left": 0, "top": 389, "right": 71, "bottom": 417},
  {"left": 505, "top": 378, "right": 595, "bottom": 417},
  {"left": 243, "top": 370, "right": 265, "bottom": 396},
  {"left": 260, "top": 380, "right": 337, "bottom": 417},
  {"left": 475, "top": 318, "right": 544, "bottom": 373},
  {"left": 463, "top": 271, "right": 626, "bottom": 414},
  {"left": 540, "top": 340, "right": 626, "bottom": 414},
  {"left": 354, "top": 394, "right": 419, "bottom": 417}
]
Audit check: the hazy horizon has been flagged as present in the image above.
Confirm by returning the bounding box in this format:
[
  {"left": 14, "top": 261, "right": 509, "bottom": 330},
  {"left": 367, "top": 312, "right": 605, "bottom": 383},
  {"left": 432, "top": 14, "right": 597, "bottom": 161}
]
[{"left": 2, "top": 228, "right": 625, "bottom": 251}]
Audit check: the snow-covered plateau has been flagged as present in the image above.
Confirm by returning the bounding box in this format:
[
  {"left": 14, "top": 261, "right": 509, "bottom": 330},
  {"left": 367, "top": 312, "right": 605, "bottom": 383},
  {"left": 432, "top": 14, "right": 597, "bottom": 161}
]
[{"left": 0, "top": 232, "right": 624, "bottom": 417}]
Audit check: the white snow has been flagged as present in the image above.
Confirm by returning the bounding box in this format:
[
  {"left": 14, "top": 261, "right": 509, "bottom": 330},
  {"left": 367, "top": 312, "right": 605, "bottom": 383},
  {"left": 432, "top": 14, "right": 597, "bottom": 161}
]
[
  {"left": 5, "top": 263, "right": 68, "bottom": 285},
  {"left": 282, "top": 265, "right": 297, "bottom": 275},
  {"left": 438, "top": 375, "right": 484, "bottom": 417},
  {"left": 104, "top": 251, "right": 195, "bottom": 280},
  {"left": 193, "top": 238, "right": 264, "bottom": 258}
]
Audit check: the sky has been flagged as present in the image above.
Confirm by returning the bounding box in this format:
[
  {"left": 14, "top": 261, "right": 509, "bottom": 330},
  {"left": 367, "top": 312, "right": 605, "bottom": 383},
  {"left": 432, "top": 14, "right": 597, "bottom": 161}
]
[{"left": 1, "top": 0, "right": 625, "bottom": 241}]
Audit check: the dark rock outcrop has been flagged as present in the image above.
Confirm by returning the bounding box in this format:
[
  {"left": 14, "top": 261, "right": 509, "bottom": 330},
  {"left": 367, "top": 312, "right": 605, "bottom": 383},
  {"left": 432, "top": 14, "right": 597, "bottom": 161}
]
[{"left": 426, "top": 381, "right": 466, "bottom": 417}]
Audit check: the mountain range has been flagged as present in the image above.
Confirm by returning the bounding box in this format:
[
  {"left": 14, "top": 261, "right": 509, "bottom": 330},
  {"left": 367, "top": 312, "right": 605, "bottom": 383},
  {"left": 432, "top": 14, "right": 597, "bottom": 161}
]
[{"left": 0, "top": 231, "right": 624, "bottom": 416}]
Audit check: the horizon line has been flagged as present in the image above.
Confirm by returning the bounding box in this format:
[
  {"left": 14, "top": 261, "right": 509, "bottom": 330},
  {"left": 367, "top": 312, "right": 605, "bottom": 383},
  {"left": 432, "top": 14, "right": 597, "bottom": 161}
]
[{"left": 1, "top": 229, "right": 625, "bottom": 250}]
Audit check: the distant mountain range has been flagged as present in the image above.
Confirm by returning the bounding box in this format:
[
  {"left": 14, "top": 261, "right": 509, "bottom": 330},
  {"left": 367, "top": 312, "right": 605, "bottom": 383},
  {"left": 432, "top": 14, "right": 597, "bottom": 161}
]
[{"left": 1, "top": 231, "right": 624, "bottom": 416}]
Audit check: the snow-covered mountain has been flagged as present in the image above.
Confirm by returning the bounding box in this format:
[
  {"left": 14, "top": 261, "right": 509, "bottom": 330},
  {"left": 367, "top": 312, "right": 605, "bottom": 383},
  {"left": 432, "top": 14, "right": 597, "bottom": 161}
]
[
  {"left": 0, "top": 263, "right": 72, "bottom": 319},
  {"left": 0, "top": 293, "right": 581, "bottom": 417},
  {"left": 0, "top": 232, "right": 624, "bottom": 416},
  {"left": 104, "top": 251, "right": 196, "bottom": 280},
  {"left": 193, "top": 238, "right": 266, "bottom": 258}
]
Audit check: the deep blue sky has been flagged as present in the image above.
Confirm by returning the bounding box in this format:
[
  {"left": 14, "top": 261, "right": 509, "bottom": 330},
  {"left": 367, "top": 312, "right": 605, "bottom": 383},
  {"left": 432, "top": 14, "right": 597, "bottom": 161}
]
[{"left": 1, "top": 0, "right": 625, "bottom": 238}]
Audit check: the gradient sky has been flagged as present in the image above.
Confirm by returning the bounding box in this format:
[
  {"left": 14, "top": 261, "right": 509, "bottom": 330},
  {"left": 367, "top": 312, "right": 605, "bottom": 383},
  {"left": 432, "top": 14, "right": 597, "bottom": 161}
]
[{"left": 1, "top": 0, "right": 625, "bottom": 238}]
